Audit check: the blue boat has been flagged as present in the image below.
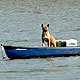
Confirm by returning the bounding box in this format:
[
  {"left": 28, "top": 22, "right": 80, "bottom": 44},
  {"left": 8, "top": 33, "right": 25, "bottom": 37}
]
[{"left": 1, "top": 44, "right": 80, "bottom": 59}]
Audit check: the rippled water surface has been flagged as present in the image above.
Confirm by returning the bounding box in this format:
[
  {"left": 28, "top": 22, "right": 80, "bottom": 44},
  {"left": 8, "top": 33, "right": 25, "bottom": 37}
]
[{"left": 0, "top": 0, "right": 80, "bottom": 80}]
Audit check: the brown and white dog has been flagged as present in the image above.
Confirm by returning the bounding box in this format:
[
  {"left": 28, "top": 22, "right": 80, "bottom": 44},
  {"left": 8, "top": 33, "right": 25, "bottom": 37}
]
[{"left": 41, "top": 24, "right": 56, "bottom": 47}]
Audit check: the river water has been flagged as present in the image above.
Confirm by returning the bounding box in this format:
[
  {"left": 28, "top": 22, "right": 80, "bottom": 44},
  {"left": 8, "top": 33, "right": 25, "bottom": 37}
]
[{"left": 0, "top": 0, "right": 80, "bottom": 80}]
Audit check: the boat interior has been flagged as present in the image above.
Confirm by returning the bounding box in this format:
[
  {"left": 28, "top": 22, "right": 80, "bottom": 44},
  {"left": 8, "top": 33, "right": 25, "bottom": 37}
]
[{"left": 56, "top": 41, "right": 66, "bottom": 47}]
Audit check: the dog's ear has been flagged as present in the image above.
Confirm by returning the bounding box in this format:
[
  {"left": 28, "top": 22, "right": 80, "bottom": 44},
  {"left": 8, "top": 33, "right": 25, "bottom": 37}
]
[
  {"left": 47, "top": 24, "right": 49, "bottom": 27},
  {"left": 41, "top": 24, "right": 43, "bottom": 27}
]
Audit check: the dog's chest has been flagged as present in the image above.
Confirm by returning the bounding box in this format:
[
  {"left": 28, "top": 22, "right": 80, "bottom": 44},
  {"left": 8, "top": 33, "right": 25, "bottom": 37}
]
[{"left": 43, "top": 33, "right": 48, "bottom": 39}]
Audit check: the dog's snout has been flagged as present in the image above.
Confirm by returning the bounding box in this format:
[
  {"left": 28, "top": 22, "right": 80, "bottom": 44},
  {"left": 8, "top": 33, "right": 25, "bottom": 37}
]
[
  {"left": 42, "top": 26, "right": 48, "bottom": 31},
  {"left": 43, "top": 28, "right": 46, "bottom": 31}
]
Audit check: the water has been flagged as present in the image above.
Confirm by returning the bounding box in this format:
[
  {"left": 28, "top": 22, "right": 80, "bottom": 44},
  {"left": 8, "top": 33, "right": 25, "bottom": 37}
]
[{"left": 0, "top": 0, "right": 80, "bottom": 80}]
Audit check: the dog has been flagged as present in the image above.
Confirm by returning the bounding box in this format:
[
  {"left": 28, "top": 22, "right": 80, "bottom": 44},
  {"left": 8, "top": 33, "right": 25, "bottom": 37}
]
[{"left": 41, "top": 24, "right": 56, "bottom": 47}]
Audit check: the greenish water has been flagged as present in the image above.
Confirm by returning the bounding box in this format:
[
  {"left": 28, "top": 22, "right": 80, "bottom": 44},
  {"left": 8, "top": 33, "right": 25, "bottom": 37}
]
[{"left": 0, "top": 0, "right": 80, "bottom": 80}]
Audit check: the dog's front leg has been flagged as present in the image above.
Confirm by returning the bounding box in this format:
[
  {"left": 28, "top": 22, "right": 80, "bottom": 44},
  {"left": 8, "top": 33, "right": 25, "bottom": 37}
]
[
  {"left": 42, "top": 40, "right": 45, "bottom": 47},
  {"left": 48, "top": 40, "right": 50, "bottom": 47}
]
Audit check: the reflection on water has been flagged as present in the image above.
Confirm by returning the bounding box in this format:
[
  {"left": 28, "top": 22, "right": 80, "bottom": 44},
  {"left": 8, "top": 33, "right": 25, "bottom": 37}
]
[
  {"left": 0, "top": 57, "right": 80, "bottom": 80},
  {"left": 72, "top": 28, "right": 80, "bottom": 31},
  {"left": 6, "top": 39, "right": 28, "bottom": 43},
  {"left": 0, "top": 69, "right": 60, "bottom": 73}
]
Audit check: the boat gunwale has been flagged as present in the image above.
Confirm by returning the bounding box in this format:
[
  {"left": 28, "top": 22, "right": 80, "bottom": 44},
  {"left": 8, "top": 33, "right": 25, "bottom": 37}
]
[{"left": 3, "top": 45, "right": 80, "bottom": 50}]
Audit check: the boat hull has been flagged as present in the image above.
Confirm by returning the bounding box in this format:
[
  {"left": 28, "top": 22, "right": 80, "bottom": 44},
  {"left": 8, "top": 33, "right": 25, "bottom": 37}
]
[{"left": 2, "top": 46, "right": 80, "bottom": 59}]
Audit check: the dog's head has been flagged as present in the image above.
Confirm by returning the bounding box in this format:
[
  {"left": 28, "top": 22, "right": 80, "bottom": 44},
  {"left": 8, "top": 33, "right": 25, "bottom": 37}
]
[{"left": 41, "top": 24, "right": 49, "bottom": 32}]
